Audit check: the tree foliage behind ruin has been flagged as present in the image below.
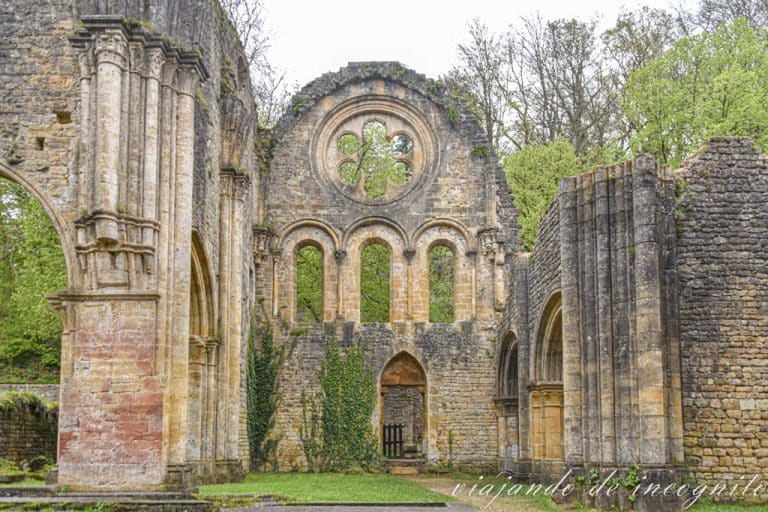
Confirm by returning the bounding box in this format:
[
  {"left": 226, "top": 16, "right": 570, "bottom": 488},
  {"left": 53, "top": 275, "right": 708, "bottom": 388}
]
[{"left": 0, "top": 178, "right": 65, "bottom": 383}]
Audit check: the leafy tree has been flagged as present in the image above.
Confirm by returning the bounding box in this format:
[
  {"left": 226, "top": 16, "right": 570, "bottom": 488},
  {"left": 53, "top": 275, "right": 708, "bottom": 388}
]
[
  {"left": 503, "top": 139, "right": 593, "bottom": 251},
  {"left": 220, "top": 0, "right": 296, "bottom": 127},
  {"left": 625, "top": 18, "right": 768, "bottom": 167},
  {"left": 360, "top": 243, "right": 390, "bottom": 323},
  {"left": 0, "top": 178, "right": 66, "bottom": 383},
  {"left": 442, "top": 19, "right": 509, "bottom": 153},
  {"left": 693, "top": 0, "right": 768, "bottom": 32},
  {"left": 603, "top": 7, "right": 684, "bottom": 146},
  {"left": 296, "top": 245, "right": 323, "bottom": 323},
  {"left": 445, "top": 16, "right": 619, "bottom": 155},
  {"left": 428, "top": 245, "right": 455, "bottom": 323}
]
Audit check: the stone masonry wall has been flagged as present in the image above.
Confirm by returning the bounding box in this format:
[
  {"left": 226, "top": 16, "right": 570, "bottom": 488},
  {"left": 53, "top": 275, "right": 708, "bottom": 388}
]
[
  {"left": 677, "top": 137, "right": 768, "bottom": 502},
  {"left": 274, "top": 323, "right": 498, "bottom": 470},
  {"left": 0, "top": 385, "right": 60, "bottom": 404},
  {"left": 0, "top": 0, "right": 257, "bottom": 489},
  {"left": 382, "top": 386, "right": 424, "bottom": 445},
  {"left": 0, "top": 400, "right": 58, "bottom": 464}
]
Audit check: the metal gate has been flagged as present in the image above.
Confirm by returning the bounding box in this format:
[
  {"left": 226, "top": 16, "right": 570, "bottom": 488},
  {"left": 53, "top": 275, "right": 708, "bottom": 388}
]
[{"left": 383, "top": 424, "right": 404, "bottom": 458}]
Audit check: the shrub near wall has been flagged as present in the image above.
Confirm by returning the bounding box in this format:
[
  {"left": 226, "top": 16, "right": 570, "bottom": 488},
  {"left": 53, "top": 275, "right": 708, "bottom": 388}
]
[{"left": 0, "top": 392, "right": 58, "bottom": 463}]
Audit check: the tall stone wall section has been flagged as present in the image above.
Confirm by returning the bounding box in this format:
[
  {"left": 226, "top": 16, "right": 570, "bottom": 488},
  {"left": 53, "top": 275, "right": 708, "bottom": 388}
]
[
  {"left": 500, "top": 156, "right": 687, "bottom": 510},
  {"left": 677, "top": 137, "right": 768, "bottom": 502}
]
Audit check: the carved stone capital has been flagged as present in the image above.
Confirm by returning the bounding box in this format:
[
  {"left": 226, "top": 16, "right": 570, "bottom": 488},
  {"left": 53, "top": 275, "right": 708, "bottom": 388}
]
[
  {"left": 335, "top": 250, "right": 347, "bottom": 264},
  {"left": 94, "top": 31, "right": 128, "bottom": 68},
  {"left": 175, "top": 67, "right": 199, "bottom": 97},
  {"left": 128, "top": 42, "right": 144, "bottom": 72},
  {"left": 76, "top": 49, "right": 95, "bottom": 78},
  {"left": 478, "top": 227, "right": 499, "bottom": 257},
  {"left": 145, "top": 48, "right": 165, "bottom": 80}
]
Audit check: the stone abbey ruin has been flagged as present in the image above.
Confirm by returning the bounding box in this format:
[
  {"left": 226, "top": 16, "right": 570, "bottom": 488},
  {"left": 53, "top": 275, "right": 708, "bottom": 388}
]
[{"left": 1, "top": 0, "right": 766, "bottom": 509}]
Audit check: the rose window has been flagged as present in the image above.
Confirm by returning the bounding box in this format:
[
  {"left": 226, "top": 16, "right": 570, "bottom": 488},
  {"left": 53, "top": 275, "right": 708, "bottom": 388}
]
[
  {"left": 336, "top": 121, "right": 414, "bottom": 200},
  {"left": 312, "top": 97, "right": 437, "bottom": 204}
]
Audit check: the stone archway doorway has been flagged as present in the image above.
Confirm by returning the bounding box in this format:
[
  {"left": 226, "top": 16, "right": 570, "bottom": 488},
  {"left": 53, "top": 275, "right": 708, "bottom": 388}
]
[{"left": 380, "top": 352, "right": 427, "bottom": 460}]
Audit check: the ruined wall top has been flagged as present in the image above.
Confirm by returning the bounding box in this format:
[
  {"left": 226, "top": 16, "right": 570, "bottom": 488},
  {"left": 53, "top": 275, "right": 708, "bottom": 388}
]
[{"left": 268, "top": 61, "right": 520, "bottom": 252}]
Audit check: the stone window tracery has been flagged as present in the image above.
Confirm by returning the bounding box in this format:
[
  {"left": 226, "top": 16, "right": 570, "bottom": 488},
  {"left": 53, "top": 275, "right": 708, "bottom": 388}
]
[
  {"left": 313, "top": 96, "right": 437, "bottom": 205},
  {"left": 336, "top": 121, "right": 414, "bottom": 200}
]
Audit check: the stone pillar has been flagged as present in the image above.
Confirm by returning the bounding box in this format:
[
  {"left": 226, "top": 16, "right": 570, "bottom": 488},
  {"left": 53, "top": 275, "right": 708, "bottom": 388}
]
[
  {"left": 216, "top": 169, "right": 250, "bottom": 472},
  {"left": 467, "top": 250, "right": 478, "bottom": 319},
  {"left": 593, "top": 167, "right": 616, "bottom": 463},
  {"left": 64, "top": 16, "right": 208, "bottom": 491},
  {"left": 165, "top": 67, "right": 199, "bottom": 476},
  {"left": 513, "top": 254, "right": 532, "bottom": 463},
  {"left": 335, "top": 250, "right": 346, "bottom": 319},
  {"left": 92, "top": 30, "right": 126, "bottom": 243},
  {"left": 204, "top": 338, "right": 219, "bottom": 462},
  {"left": 632, "top": 155, "right": 667, "bottom": 465},
  {"left": 558, "top": 177, "right": 583, "bottom": 467},
  {"left": 404, "top": 249, "right": 415, "bottom": 320},
  {"left": 142, "top": 49, "right": 164, "bottom": 273}
]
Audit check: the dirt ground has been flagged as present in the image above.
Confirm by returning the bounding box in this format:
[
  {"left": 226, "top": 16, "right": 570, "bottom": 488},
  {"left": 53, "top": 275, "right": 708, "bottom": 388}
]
[{"left": 407, "top": 476, "right": 569, "bottom": 512}]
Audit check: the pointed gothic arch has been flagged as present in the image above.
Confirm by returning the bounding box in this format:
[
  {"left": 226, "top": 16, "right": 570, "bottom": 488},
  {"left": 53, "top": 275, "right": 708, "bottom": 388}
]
[
  {"left": 530, "top": 292, "right": 564, "bottom": 462},
  {"left": 380, "top": 352, "right": 427, "bottom": 459}
]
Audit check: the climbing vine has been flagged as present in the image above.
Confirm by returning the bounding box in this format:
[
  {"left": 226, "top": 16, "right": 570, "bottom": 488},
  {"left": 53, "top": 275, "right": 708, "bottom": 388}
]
[
  {"left": 245, "top": 311, "right": 295, "bottom": 471},
  {"left": 300, "top": 337, "right": 379, "bottom": 472}
]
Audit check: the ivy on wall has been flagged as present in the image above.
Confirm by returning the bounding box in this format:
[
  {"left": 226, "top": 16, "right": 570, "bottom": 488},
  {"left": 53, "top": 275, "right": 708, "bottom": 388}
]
[
  {"left": 245, "top": 312, "right": 295, "bottom": 471},
  {"left": 300, "top": 337, "right": 379, "bottom": 472}
]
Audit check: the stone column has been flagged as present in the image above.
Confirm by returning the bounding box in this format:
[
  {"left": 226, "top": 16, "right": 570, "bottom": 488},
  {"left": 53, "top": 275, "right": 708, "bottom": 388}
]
[
  {"left": 166, "top": 67, "right": 200, "bottom": 475},
  {"left": 227, "top": 176, "right": 249, "bottom": 461},
  {"left": 513, "top": 254, "right": 531, "bottom": 462},
  {"left": 467, "top": 250, "right": 478, "bottom": 319},
  {"left": 404, "top": 249, "right": 415, "bottom": 320},
  {"left": 216, "top": 169, "right": 250, "bottom": 469},
  {"left": 335, "top": 250, "right": 346, "bottom": 319},
  {"left": 631, "top": 155, "right": 667, "bottom": 465},
  {"left": 594, "top": 167, "right": 616, "bottom": 464},
  {"left": 558, "top": 177, "right": 583, "bottom": 466},
  {"left": 142, "top": 49, "right": 164, "bottom": 274},
  {"left": 93, "top": 31, "right": 127, "bottom": 242},
  {"left": 75, "top": 50, "right": 94, "bottom": 216},
  {"left": 494, "top": 241, "right": 506, "bottom": 312},
  {"left": 204, "top": 338, "right": 219, "bottom": 462}
]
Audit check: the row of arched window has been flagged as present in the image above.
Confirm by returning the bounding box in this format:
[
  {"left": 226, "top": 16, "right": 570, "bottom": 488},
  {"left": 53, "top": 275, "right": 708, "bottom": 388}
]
[{"left": 294, "top": 243, "right": 456, "bottom": 323}]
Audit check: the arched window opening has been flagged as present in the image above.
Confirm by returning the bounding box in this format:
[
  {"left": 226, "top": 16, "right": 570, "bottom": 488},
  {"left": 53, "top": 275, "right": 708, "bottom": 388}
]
[
  {"left": 498, "top": 334, "right": 518, "bottom": 399},
  {"left": 360, "top": 242, "right": 390, "bottom": 323},
  {"left": 428, "top": 244, "right": 455, "bottom": 323},
  {"left": 296, "top": 244, "right": 323, "bottom": 323},
  {"left": 531, "top": 293, "right": 564, "bottom": 461},
  {"left": 542, "top": 313, "right": 562, "bottom": 382},
  {"left": 0, "top": 177, "right": 66, "bottom": 383}
]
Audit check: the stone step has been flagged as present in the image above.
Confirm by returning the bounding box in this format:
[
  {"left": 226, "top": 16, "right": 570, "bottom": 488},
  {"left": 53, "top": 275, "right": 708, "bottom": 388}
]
[{"left": 386, "top": 457, "right": 425, "bottom": 475}]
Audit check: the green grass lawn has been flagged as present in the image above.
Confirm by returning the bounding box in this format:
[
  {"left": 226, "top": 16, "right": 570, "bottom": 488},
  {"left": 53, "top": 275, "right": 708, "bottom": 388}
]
[
  {"left": 689, "top": 498, "right": 768, "bottom": 512},
  {"left": 197, "top": 472, "right": 456, "bottom": 503},
  {"left": 0, "top": 477, "right": 47, "bottom": 487}
]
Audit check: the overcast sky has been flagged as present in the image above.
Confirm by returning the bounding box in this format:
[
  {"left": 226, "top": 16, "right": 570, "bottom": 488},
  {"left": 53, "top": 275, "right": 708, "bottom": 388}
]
[{"left": 261, "top": 0, "right": 694, "bottom": 88}]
